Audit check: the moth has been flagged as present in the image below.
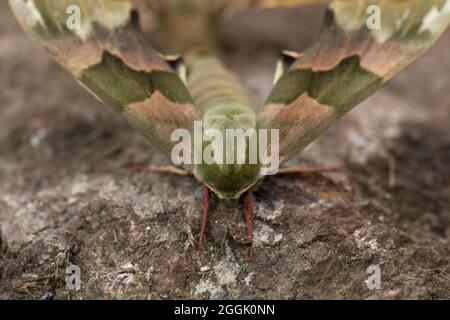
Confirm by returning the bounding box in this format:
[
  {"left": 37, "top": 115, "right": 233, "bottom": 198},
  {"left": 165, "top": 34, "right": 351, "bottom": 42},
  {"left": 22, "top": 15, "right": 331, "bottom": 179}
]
[{"left": 10, "top": 0, "right": 450, "bottom": 260}]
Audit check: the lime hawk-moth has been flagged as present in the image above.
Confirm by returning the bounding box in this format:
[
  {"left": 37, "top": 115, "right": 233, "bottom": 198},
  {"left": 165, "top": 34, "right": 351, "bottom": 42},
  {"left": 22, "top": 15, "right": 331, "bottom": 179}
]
[{"left": 9, "top": 0, "right": 450, "bottom": 260}]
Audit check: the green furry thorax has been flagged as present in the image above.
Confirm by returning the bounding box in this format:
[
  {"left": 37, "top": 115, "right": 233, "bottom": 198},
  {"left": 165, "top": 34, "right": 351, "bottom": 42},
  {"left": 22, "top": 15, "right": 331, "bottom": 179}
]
[
  {"left": 203, "top": 102, "right": 256, "bottom": 133},
  {"left": 193, "top": 101, "right": 261, "bottom": 200}
]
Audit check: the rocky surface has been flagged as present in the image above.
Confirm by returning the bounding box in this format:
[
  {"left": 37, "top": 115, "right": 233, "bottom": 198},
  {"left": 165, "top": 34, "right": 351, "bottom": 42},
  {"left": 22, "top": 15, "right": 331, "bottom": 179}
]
[{"left": 0, "top": 3, "right": 449, "bottom": 299}]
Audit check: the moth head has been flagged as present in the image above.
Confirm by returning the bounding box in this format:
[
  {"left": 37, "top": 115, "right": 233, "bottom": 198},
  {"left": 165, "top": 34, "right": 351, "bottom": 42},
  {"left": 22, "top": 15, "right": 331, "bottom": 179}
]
[{"left": 194, "top": 163, "right": 260, "bottom": 200}]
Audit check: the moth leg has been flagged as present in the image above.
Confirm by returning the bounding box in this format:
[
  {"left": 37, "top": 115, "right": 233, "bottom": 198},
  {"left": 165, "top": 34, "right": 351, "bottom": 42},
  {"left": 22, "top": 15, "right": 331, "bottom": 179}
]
[
  {"left": 132, "top": 165, "right": 189, "bottom": 176},
  {"left": 244, "top": 192, "right": 255, "bottom": 262},
  {"left": 198, "top": 186, "right": 211, "bottom": 251},
  {"left": 277, "top": 166, "right": 338, "bottom": 175}
]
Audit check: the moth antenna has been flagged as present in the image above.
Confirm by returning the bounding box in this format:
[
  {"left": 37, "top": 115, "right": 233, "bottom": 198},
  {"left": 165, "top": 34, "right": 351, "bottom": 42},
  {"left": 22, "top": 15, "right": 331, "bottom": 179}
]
[{"left": 273, "top": 50, "right": 301, "bottom": 85}]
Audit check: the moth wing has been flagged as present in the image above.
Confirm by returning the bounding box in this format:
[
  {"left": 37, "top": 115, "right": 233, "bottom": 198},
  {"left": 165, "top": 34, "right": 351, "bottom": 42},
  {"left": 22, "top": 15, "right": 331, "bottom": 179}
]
[
  {"left": 10, "top": 0, "right": 198, "bottom": 165},
  {"left": 258, "top": 0, "right": 450, "bottom": 164}
]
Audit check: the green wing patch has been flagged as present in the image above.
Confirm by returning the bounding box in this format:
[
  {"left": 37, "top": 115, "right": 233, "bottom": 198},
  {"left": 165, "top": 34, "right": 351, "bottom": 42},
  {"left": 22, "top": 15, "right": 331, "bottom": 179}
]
[
  {"left": 80, "top": 51, "right": 194, "bottom": 112},
  {"left": 268, "top": 55, "right": 383, "bottom": 117}
]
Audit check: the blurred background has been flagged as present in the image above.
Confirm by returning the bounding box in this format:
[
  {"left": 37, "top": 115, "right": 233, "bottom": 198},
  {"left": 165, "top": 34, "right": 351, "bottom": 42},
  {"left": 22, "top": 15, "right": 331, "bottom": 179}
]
[{"left": 0, "top": 2, "right": 449, "bottom": 299}]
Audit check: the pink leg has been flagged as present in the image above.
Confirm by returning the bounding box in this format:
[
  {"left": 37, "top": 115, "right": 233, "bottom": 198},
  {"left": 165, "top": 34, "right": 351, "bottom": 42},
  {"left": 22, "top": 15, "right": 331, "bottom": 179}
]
[
  {"left": 198, "top": 186, "right": 210, "bottom": 251},
  {"left": 245, "top": 192, "right": 255, "bottom": 262}
]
